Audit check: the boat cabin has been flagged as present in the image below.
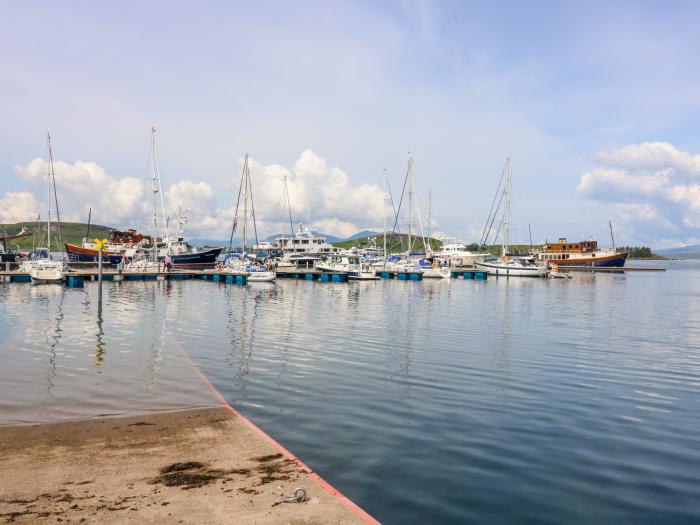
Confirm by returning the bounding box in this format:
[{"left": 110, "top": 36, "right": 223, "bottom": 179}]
[{"left": 544, "top": 238, "right": 598, "bottom": 254}]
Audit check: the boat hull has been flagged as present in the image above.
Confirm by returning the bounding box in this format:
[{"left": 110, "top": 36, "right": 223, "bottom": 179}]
[
  {"left": 170, "top": 248, "right": 223, "bottom": 269},
  {"left": 475, "top": 261, "right": 549, "bottom": 277},
  {"left": 247, "top": 271, "right": 276, "bottom": 282},
  {"left": 547, "top": 252, "right": 628, "bottom": 268},
  {"left": 65, "top": 243, "right": 123, "bottom": 264},
  {"left": 421, "top": 267, "right": 450, "bottom": 278}
]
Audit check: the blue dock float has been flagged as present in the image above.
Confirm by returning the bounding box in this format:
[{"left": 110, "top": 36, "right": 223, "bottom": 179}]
[
  {"left": 67, "top": 275, "right": 84, "bottom": 288},
  {"left": 11, "top": 274, "right": 31, "bottom": 283},
  {"left": 450, "top": 269, "right": 489, "bottom": 280},
  {"left": 377, "top": 270, "right": 422, "bottom": 280}
]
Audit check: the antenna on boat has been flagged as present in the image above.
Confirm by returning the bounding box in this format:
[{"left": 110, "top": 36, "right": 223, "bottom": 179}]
[{"left": 529, "top": 223, "right": 533, "bottom": 251}]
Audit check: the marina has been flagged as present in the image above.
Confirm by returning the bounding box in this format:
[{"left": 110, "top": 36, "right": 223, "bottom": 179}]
[{"left": 3, "top": 3, "right": 700, "bottom": 523}]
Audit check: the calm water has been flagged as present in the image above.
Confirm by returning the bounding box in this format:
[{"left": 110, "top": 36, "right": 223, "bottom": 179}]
[{"left": 1, "top": 261, "right": 699, "bottom": 524}]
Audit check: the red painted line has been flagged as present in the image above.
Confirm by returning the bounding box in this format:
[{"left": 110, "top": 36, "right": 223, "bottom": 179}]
[{"left": 174, "top": 342, "right": 380, "bottom": 525}]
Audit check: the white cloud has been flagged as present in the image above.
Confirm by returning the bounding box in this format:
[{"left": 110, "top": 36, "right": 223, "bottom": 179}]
[
  {"left": 2, "top": 150, "right": 387, "bottom": 240},
  {"left": 14, "top": 158, "right": 145, "bottom": 224},
  {"left": 595, "top": 142, "right": 700, "bottom": 175},
  {"left": 0, "top": 191, "right": 40, "bottom": 223},
  {"left": 578, "top": 142, "right": 700, "bottom": 244}
]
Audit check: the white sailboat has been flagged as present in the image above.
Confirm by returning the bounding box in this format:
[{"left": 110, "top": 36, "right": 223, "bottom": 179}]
[
  {"left": 23, "top": 134, "right": 65, "bottom": 284},
  {"left": 475, "top": 159, "right": 549, "bottom": 278},
  {"left": 225, "top": 154, "right": 276, "bottom": 282}
]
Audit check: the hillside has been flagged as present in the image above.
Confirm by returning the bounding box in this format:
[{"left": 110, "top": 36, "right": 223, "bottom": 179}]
[
  {"left": 656, "top": 244, "right": 700, "bottom": 259},
  {"left": 333, "top": 233, "right": 443, "bottom": 253},
  {"left": 1, "top": 222, "right": 112, "bottom": 251}
]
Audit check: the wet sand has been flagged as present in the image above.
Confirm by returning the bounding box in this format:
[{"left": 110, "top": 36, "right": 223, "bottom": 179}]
[{"left": 0, "top": 408, "right": 369, "bottom": 524}]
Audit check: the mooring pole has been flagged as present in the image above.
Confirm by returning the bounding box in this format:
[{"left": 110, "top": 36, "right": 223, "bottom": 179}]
[{"left": 96, "top": 238, "right": 106, "bottom": 315}]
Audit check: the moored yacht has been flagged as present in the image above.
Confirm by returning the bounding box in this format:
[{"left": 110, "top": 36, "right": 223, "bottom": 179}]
[
  {"left": 474, "top": 158, "right": 549, "bottom": 278},
  {"left": 314, "top": 252, "right": 363, "bottom": 276},
  {"left": 535, "top": 237, "right": 628, "bottom": 267}
]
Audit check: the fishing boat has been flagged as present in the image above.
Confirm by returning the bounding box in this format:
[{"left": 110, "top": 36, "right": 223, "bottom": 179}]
[
  {"left": 475, "top": 159, "right": 549, "bottom": 278},
  {"left": 65, "top": 213, "right": 148, "bottom": 264},
  {"left": 22, "top": 134, "right": 66, "bottom": 284},
  {"left": 224, "top": 153, "right": 276, "bottom": 282}
]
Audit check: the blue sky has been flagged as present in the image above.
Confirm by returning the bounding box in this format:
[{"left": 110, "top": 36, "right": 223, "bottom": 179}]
[{"left": 1, "top": 1, "right": 699, "bottom": 246}]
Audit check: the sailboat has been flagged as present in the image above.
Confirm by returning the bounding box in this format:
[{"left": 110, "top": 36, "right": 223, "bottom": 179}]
[
  {"left": 224, "top": 154, "right": 275, "bottom": 282},
  {"left": 475, "top": 158, "right": 549, "bottom": 277},
  {"left": 390, "top": 156, "right": 448, "bottom": 278},
  {"left": 126, "top": 128, "right": 222, "bottom": 272},
  {"left": 21, "top": 134, "right": 66, "bottom": 284}
]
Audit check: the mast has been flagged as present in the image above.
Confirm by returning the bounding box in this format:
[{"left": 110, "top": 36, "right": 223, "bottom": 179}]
[
  {"left": 46, "top": 134, "right": 51, "bottom": 253},
  {"left": 609, "top": 219, "right": 616, "bottom": 249},
  {"left": 383, "top": 169, "right": 388, "bottom": 260},
  {"left": 242, "top": 154, "right": 249, "bottom": 252},
  {"left": 48, "top": 134, "right": 63, "bottom": 257},
  {"left": 283, "top": 174, "right": 295, "bottom": 249},
  {"left": 528, "top": 223, "right": 533, "bottom": 251},
  {"left": 86, "top": 208, "right": 92, "bottom": 240},
  {"left": 151, "top": 128, "right": 169, "bottom": 253},
  {"left": 407, "top": 156, "right": 413, "bottom": 256},
  {"left": 427, "top": 189, "right": 432, "bottom": 241},
  {"left": 502, "top": 158, "right": 512, "bottom": 257}
]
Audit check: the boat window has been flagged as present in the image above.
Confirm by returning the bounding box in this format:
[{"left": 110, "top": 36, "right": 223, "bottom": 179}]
[{"left": 592, "top": 253, "right": 595, "bottom": 257}]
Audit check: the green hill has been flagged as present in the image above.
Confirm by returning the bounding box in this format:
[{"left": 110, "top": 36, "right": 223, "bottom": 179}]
[
  {"left": 332, "top": 234, "right": 545, "bottom": 256},
  {"left": 0, "top": 221, "right": 112, "bottom": 251},
  {"left": 333, "top": 234, "right": 443, "bottom": 253}
]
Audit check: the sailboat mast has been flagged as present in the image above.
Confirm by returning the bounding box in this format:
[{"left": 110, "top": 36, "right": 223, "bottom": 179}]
[
  {"left": 150, "top": 129, "right": 159, "bottom": 261},
  {"left": 383, "top": 169, "right": 388, "bottom": 260},
  {"left": 284, "top": 174, "right": 295, "bottom": 245},
  {"left": 502, "top": 158, "right": 512, "bottom": 258},
  {"left": 46, "top": 134, "right": 51, "bottom": 252},
  {"left": 407, "top": 156, "right": 413, "bottom": 256},
  {"left": 428, "top": 189, "right": 432, "bottom": 241},
  {"left": 151, "top": 128, "right": 169, "bottom": 248},
  {"left": 47, "top": 133, "right": 62, "bottom": 255},
  {"left": 609, "top": 219, "right": 616, "bottom": 248},
  {"left": 242, "top": 154, "right": 249, "bottom": 252}
]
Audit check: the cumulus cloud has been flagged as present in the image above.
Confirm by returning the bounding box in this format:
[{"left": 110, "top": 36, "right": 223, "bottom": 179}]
[
  {"left": 2, "top": 149, "right": 386, "bottom": 240},
  {"left": 578, "top": 142, "right": 700, "bottom": 244},
  {"left": 14, "top": 158, "right": 145, "bottom": 224},
  {"left": 0, "top": 191, "right": 41, "bottom": 223},
  {"left": 223, "top": 149, "right": 385, "bottom": 238}
]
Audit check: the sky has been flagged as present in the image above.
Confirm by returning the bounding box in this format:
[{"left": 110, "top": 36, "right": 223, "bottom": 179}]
[{"left": 1, "top": 0, "right": 700, "bottom": 247}]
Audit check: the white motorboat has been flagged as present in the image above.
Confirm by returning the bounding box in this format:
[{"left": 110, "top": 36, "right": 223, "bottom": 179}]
[
  {"left": 349, "top": 270, "right": 380, "bottom": 281},
  {"left": 548, "top": 263, "right": 572, "bottom": 279},
  {"left": 314, "top": 253, "right": 362, "bottom": 276},
  {"left": 421, "top": 265, "right": 451, "bottom": 278},
  {"left": 124, "top": 256, "right": 161, "bottom": 273},
  {"left": 434, "top": 239, "right": 482, "bottom": 267}
]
